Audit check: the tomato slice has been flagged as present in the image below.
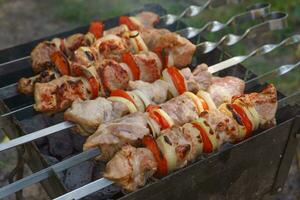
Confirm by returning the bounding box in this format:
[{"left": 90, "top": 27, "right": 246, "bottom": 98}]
[
  {"left": 167, "top": 67, "right": 187, "bottom": 95},
  {"left": 88, "top": 21, "right": 104, "bottom": 39},
  {"left": 87, "top": 77, "right": 99, "bottom": 99},
  {"left": 122, "top": 52, "right": 140, "bottom": 80},
  {"left": 147, "top": 106, "right": 170, "bottom": 130},
  {"left": 154, "top": 47, "right": 169, "bottom": 69},
  {"left": 230, "top": 104, "right": 253, "bottom": 138},
  {"left": 119, "top": 16, "right": 138, "bottom": 30},
  {"left": 146, "top": 104, "right": 161, "bottom": 112},
  {"left": 110, "top": 89, "right": 135, "bottom": 105},
  {"left": 50, "top": 51, "right": 70, "bottom": 75},
  {"left": 199, "top": 97, "right": 209, "bottom": 111},
  {"left": 192, "top": 122, "right": 213, "bottom": 153},
  {"left": 142, "top": 135, "right": 168, "bottom": 178}
]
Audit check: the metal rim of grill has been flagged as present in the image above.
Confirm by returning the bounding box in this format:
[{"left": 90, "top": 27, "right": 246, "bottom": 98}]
[{"left": 0, "top": 2, "right": 299, "bottom": 200}]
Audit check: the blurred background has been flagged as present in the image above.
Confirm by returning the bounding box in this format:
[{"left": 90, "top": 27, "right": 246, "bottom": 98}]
[{"left": 0, "top": 0, "right": 299, "bottom": 199}]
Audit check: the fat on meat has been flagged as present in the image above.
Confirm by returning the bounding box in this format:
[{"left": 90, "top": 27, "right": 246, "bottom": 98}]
[{"left": 208, "top": 76, "right": 245, "bottom": 107}]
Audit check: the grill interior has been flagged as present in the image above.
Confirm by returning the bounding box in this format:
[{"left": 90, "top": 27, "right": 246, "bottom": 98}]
[{"left": 0, "top": 2, "right": 299, "bottom": 200}]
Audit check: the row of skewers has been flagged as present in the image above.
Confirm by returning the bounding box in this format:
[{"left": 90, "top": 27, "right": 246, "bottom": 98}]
[{"left": 9, "top": 10, "right": 279, "bottom": 193}]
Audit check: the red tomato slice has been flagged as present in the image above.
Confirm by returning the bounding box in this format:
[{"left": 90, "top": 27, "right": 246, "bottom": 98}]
[
  {"left": 119, "top": 16, "right": 138, "bottom": 30},
  {"left": 88, "top": 21, "right": 104, "bottom": 39},
  {"left": 71, "top": 63, "right": 84, "bottom": 77},
  {"left": 50, "top": 51, "right": 70, "bottom": 75},
  {"left": 230, "top": 104, "right": 253, "bottom": 138},
  {"left": 199, "top": 97, "right": 209, "bottom": 111},
  {"left": 87, "top": 77, "right": 99, "bottom": 99},
  {"left": 146, "top": 104, "right": 161, "bottom": 112},
  {"left": 122, "top": 52, "right": 140, "bottom": 80},
  {"left": 167, "top": 67, "right": 187, "bottom": 95},
  {"left": 110, "top": 89, "right": 135, "bottom": 104},
  {"left": 147, "top": 106, "right": 170, "bottom": 130},
  {"left": 192, "top": 122, "right": 213, "bottom": 153},
  {"left": 142, "top": 135, "right": 168, "bottom": 178},
  {"left": 154, "top": 47, "right": 169, "bottom": 69}
]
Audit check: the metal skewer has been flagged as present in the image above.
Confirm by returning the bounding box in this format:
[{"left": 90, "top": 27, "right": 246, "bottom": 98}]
[
  {"left": 1, "top": 59, "right": 299, "bottom": 198},
  {"left": 1, "top": 35, "right": 300, "bottom": 152},
  {"left": 177, "top": 2, "right": 270, "bottom": 38},
  {"left": 196, "top": 11, "right": 288, "bottom": 54}
]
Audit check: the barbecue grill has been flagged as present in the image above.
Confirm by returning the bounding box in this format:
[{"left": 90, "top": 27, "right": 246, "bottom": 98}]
[{"left": 0, "top": 2, "right": 299, "bottom": 200}]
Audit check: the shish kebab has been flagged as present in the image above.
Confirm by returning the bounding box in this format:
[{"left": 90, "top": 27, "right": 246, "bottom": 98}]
[
  {"left": 27, "top": 11, "right": 159, "bottom": 74},
  {"left": 18, "top": 12, "right": 174, "bottom": 95},
  {"left": 81, "top": 70, "right": 246, "bottom": 162},
  {"left": 100, "top": 84, "right": 277, "bottom": 191},
  {"left": 65, "top": 64, "right": 242, "bottom": 136}
]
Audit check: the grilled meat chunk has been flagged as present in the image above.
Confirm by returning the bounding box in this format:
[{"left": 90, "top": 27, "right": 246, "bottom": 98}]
[
  {"left": 232, "top": 84, "right": 278, "bottom": 128},
  {"left": 84, "top": 112, "right": 149, "bottom": 161},
  {"left": 64, "top": 97, "right": 114, "bottom": 135},
  {"left": 31, "top": 42, "right": 57, "bottom": 73},
  {"left": 96, "top": 59, "right": 130, "bottom": 95},
  {"left": 141, "top": 28, "right": 196, "bottom": 67},
  {"left": 65, "top": 97, "right": 130, "bottom": 135},
  {"left": 18, "top": 70, "right": 57, "bottom": 94},
  {"left": 133, "top": 51, "right": 162, "bottom": 82},
  {"left": 34, "top": 76, "right": 88, "bottom": 112},
  {"left": 181, "top": 64, "right": 212, "bottom": 93},
  {"left": 93, "top": 34, "right": 128, "bottom": 62},
  {"left": 129, "top": 79, "right": 169, "bottom": 104},
  {"left": 104, "top": 145, "right": 157, "bottom": 191},
  {"left": 208, "top": 76, "right": 245, "bottom": 107},
  {"left": 160, "top": 94, "right": 199, "bottom": 126},
  {"left": 134, "top": 11, "right": 160, "bottom": 29}
]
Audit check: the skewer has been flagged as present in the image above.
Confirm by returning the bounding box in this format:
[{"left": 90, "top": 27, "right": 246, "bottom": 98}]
[
  {"left": 196, "top": 11, "right": 288, "bottom": 54},
  {"left": 176, "top": 2, "right": 270, "bottom": 38},
  {"left": 0, "top": 3, "right": 272, "bottom": 101},
  {"left": 0, "top": 61, "right": 300, "bottom": 199},
  {"left": 0, "top": 60, "right": 298, "bottom": 199},
  {"left": 1, "top": 36, "right": 300, "bottom": 152}
]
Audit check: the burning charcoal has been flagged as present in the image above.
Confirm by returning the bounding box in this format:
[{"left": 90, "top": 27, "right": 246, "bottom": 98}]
[
  {"left": 64, "top": 160, "right": 94, "bottom": 191},
  {"left": 48, "top": 132, "right": 73, "bottom": 158},
  {"left": 70, "top": 132, "right": 87, "bottom": 152}
]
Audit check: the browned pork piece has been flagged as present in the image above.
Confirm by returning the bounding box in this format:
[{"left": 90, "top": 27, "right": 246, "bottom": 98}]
[
  {"left": 104, "top": 145, "right": 157, "bottom": 191},
  {"left": 31, "top": 33, "right": 91, "bottom": 73},
  {"left": 33, "top": 76, "right": 88, "bottom": 112},
  {"left": 104, "top": 85, "right": 278, "bottom": 191},
  {"left": 141, "top": 28, "right": 196, "bottom": 67},
  {"left": 18, "top": 70, "right": 58, "bottom": 94},
  {"left": 83, "top": 77, "right": 245, "bottom": 161}
]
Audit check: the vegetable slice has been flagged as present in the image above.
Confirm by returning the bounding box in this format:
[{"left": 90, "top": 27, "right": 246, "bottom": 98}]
[
  {"left": 110, "top": 89, "right": 135, "bottom": 104},
  {"left": 50, "top": 51, "right": 70, "bottom": 75},
  {"left": 192, "top": 118, "right": 219, "bottom": 153},
  {"left": 119, "top": 16, "right": 138, "bottom": 30},
  {"left": 108, "top": 89, "right": 138, "bottom": 113},
  {"left": 167, "top": 67, "right": 187, "bottom": 95},
  {"left": 88, "top": 21, "right": 104, "bottom": 39},
  {"left": 154, "top": 47, "right": 169, "bottom": 69},
  {"left": 230, "top": 104, "right": 253, "bottom": 138},
  {"left": 122, "top": 52, "right": 140, "bottom": 80},
  {"left": 197, "top": 90, "right": 217, "bottom": 110},
  {"left": 142, "top": 135, "right": 168, "bottom": 178},
  {"left": 87, "top": 77, "right": 99, "bottom": 99}
]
